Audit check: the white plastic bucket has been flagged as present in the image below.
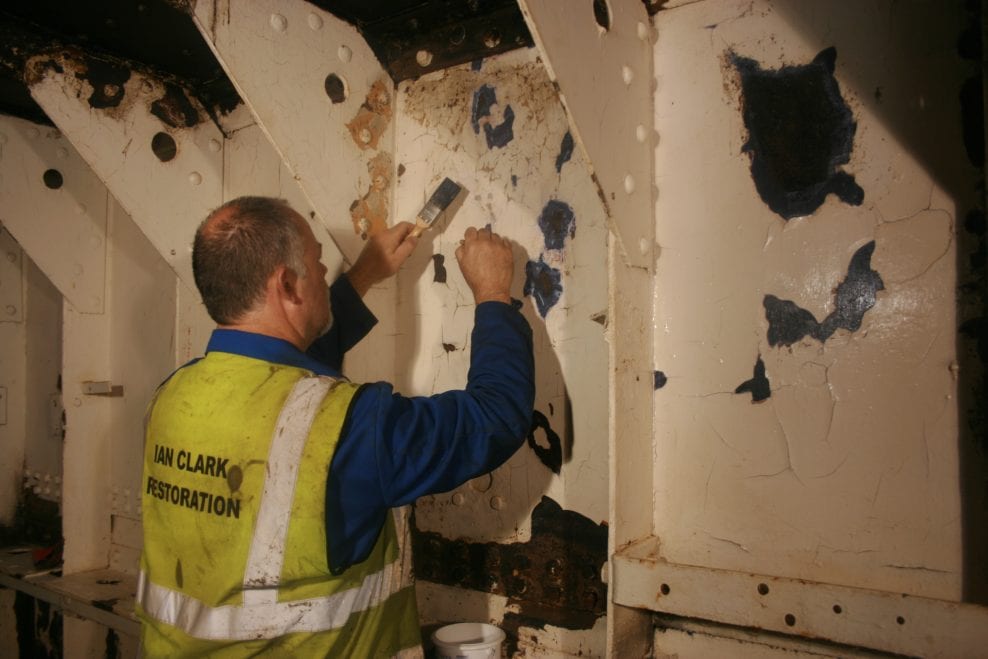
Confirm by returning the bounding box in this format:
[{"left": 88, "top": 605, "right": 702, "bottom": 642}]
[{"left": 431, "top": 622, "right": 505, "bottom": 659}]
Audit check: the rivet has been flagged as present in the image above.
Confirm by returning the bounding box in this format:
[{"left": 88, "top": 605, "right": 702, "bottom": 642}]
[
  {"left": 359, "top": 128, "right": 372, "bottom": 144},
  {"left": 624, "top": 174, "right": 635, "bottom": 194},
  {"left": 103, "top": 83, "right": 120, "bottom": 98},
  {"left": 483, "top": 28, "right": 501, "bottom": 49},
  {"left": 76, "top": 203, "right": 87, "bottom": 214},
  {"left": 452, "top": 492, "right": 465, "bottom": 506},
  {"left": 622, "top": 65, "right": 634, "bottom": 86},
  {"left": 73, "top": 397, "right": 82, "bottom": 407},
  {"left": 307, "top": 13, "right": 323, "bottom": 30},
  {"left": 208, "top": 138, "right": 221, "bottom": 152},
  {"left": 5, "top": 305, "right": 16, "bottom": 315},
  {"left": 490, "top": 495, "right": 505, "bottom": 510},
  {"left": 270, "top": 13, "right": 288, "bottom": 32},
  {"left": 636, "top": 124, "right": 648, "bottom": 143},
  {"left": 91, "top": 296, "right": 101, "bottom": 307},
  {"left": 449, "top": 25, "right": 466, "bottom": 45},
  {"left": 416, "top": 50, "right": 433, "bottom": 67},
  {"left": 338, "top": 45, "right": 352, "bottom": 63},
  {"left": 28, "top": 127, "right": 39, "bottom": 139},
  {"left": 170, "top": 249, "right": 177, "bottom": 256},
  {"left": 6, "top": 252, "right": 16, "bottom": 263},
  {"left": 56, "top": 147, "right": 69, "bottom": 159},
  {"left": 189, "top": 171, "right": 202, "bottom": 186},
  {"left": 72, "top": 263, "right": 83, "bottom": 276}
]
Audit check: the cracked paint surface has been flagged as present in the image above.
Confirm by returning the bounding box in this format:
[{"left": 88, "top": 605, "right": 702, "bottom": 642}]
[
  {"left": 653, "top": 0, "right": 967, "bottom": 602},
  {"left": 395, "top": 49, "right": 609, "bottom": 653}
]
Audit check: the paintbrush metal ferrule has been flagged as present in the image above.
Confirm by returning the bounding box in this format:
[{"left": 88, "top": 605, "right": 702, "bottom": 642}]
[{"left": 413, "top": 177, "right": 462, "bottom": 237}]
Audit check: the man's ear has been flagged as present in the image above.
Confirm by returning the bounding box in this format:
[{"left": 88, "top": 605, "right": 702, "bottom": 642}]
[{"left": 275, "top": 265, "right": 303, "bottom": 304}]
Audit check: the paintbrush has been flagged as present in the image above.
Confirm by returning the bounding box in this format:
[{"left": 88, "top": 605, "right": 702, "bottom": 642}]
[{"left": 410, "top": 177, "right": 463, "bottom": 238}]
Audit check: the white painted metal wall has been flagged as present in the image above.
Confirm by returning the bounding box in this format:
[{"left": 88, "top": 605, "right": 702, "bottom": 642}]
[
  {"left": 1, "top": 0, "right": 987, "bottom": 656},
  {"left": 395, "top": 49, "right": 611, "bottom": 656},
  {"left": 611, "top": 0, "right": 988, "bottom": 656}
]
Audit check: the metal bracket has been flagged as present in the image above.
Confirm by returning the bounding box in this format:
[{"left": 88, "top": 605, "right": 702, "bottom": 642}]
[
  {"left": 81, "top": 381, "right": 124, "bottom": 398},
  {"left": 0, "top": 118, "right": 109, "bottom": 314},
  {"left": 191, "top": 0, "right": 396, "bottom": 262},
  {"left": 613, "top": 535, "right": 988, "bottom": 657},
  {"left": 518, "top": 0, "right": 655, "bottom": 269},
  {"left": 25, "top": 51, "right": 224, "bottom": 291}
]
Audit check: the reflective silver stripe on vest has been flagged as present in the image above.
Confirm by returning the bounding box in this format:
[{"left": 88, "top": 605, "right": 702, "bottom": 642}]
[
  {"left": 245, "top": 376, "right": 333, "bottom": 594},
  {"left": 137, "top": 560, "right": 401, "bottom": 639},
  {"left": 138, "top": 376, "right": 402, "bottom": 640}
]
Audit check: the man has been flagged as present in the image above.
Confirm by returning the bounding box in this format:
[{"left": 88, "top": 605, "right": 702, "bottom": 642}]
[{"left": 136, "top": 196, "right": 534, "bottom": 657}]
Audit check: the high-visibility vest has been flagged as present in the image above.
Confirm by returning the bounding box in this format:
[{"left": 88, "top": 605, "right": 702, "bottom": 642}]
[{"left": 136, "top": 351, "right": 422, "bottom": 657}]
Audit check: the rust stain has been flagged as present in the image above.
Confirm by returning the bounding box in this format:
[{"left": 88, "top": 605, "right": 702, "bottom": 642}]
[
  {"left": 349, "top": 152, "right": 393, "bottom": 238},
  {"left": 150, "top": 81, "right": 200, "bottom": 128},
  {"left": 346, "top": 78, "right": 392, "bottom": 150}
]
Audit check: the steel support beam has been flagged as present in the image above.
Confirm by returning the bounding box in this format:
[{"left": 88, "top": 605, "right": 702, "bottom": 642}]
[
  {"left": 25, "top": 51, "right": 224, "bottom": 290},
  {"left": 0, "top": 116, "right": 107, "bottom": 313},
  {"left": 190, "top": 0, "right": 396, "bottom": 262},
  {"left": 517, "top": 0, "right": 655, "bottom": 269}
]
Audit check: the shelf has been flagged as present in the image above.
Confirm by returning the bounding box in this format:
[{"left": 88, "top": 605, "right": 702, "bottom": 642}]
[{"left": 0, "top": 545, "right": 138, "bottom": 637}]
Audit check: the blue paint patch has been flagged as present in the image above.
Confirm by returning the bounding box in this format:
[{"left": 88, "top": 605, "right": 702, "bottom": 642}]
[
  {"left": 511, "top": 174, "right": 518, "bottom": 187},
  {"left": 471, "top": 58, "right": 483, "bottom": 71},
  {"left": 654, "top": 371, "right": 667, "bottom": 390},
  {"left": 470, "top": 84, "right": 515, "bottom": 149},
  {"left": 537, "top": 200, "right": 576, "bottom": 250},
  {"left": 555, "top": 131, "right": 574, "bottom": 172},
  {"left": 471, "top": 84, "right": 497, "bottom": 134},
  {"left": 524, "top": 258, "right": 563, "bottom": 318},
  {"left": 484, "top": 105, "right": 515, "bottom": 149}
]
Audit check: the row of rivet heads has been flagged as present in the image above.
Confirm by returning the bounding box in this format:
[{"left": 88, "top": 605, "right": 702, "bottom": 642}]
[
  {"left": 22, "top": 471, "right": 61, "bottom": 499},
  {"left": 111, "top": 486, "right": 142, "bottom": 517}
]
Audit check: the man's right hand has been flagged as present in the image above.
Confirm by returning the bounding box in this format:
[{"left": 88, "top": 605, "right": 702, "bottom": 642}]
[{"left": 455, "top": 226, "right": 514, "bottom": 305}]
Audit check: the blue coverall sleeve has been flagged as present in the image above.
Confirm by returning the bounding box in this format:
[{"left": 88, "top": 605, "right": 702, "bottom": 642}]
[
  {"left": 306, "top": 274, "right": 377, "bottom": 371},
  {"left": 325, "top": 301, "right": 534, "bottom": 574}
]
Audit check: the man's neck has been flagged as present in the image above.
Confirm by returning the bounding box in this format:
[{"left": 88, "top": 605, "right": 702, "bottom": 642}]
[{"left": 219, "top": 317, "right": 307, "bottom": 352}]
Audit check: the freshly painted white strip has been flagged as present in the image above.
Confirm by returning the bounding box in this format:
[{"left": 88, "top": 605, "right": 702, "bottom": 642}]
[{"left": 243, "top": 376, "right": 335, "bottom": 597}]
